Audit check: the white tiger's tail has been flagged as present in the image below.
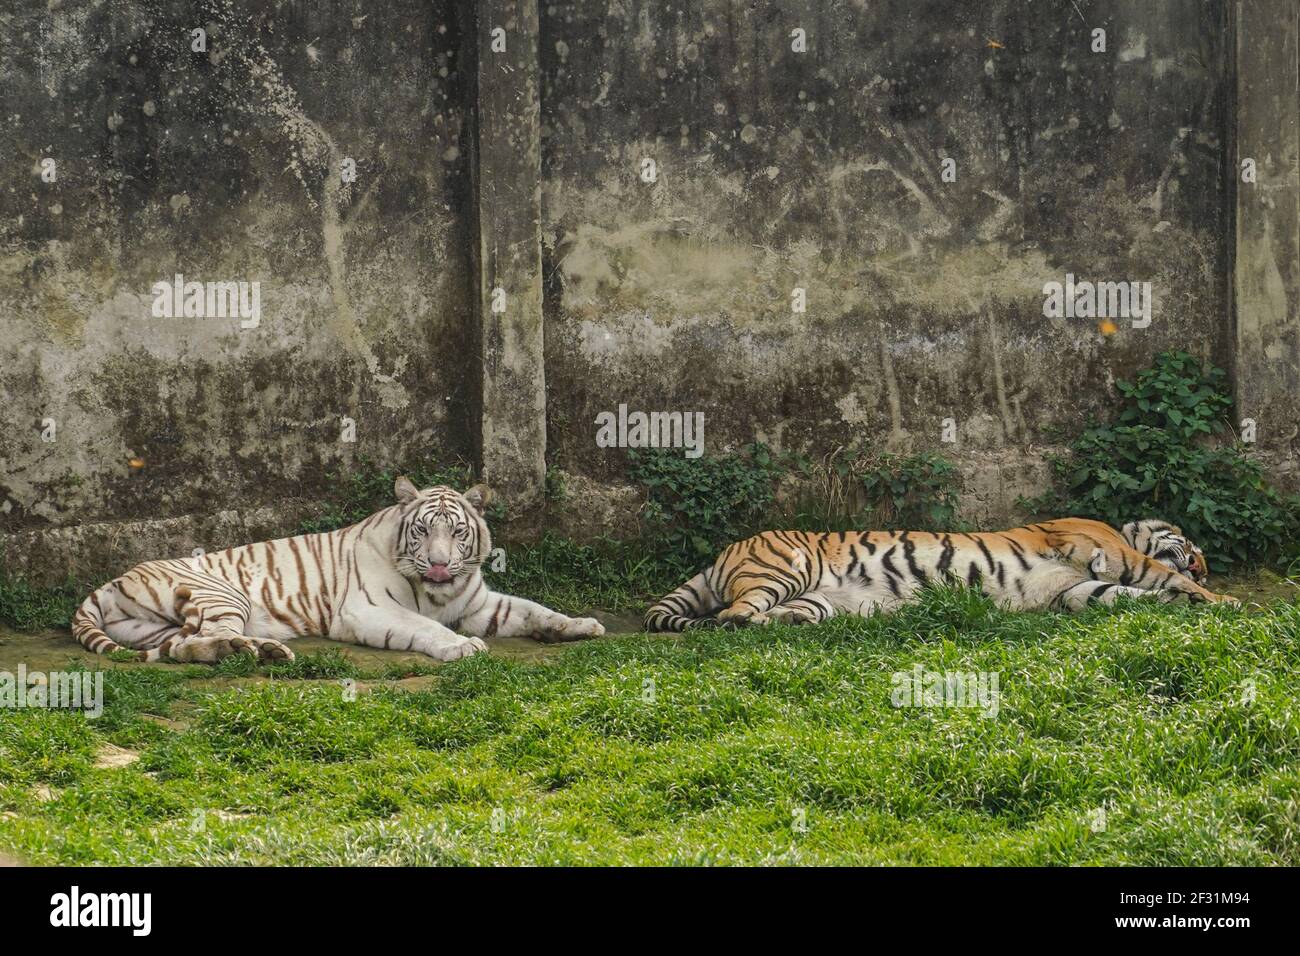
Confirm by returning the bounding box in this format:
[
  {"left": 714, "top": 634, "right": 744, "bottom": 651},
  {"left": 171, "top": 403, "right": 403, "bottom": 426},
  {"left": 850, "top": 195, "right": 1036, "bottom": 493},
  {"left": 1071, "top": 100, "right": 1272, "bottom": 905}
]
[
  {"left": 71, "top": 590, "right": 146, "bottom": 660},
  {"left": 643, "top": 570, "right": 724, "bottom": 632}
]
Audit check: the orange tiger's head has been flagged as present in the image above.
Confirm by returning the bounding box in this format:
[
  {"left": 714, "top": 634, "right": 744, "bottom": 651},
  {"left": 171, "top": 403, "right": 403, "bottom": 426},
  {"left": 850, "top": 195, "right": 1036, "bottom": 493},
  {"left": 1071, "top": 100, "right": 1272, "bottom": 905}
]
[
  {"left": 392, "top": 478, "right": 493, "bottom": 589},
  {"left": 1123, "top": 519, "right": 1208, "bottom": 583}
]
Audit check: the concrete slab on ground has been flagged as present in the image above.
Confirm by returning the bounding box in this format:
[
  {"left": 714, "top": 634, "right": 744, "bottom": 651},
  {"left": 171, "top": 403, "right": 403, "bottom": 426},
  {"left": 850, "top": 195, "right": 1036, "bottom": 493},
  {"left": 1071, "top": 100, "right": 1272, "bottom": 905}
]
[{"left": 0, "top": 609, "right": 647, "bottom": 674}]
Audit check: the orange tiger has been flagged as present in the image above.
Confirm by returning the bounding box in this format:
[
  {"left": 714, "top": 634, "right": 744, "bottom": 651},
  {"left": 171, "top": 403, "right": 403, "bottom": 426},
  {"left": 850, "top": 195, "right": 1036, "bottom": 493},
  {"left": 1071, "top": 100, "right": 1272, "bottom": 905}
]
[
  {"left": 644, "top": 518, "right": 1237, "bottom": 631},
  {"left": 72, "top": 479, "right": 604, "bottom": 663}
]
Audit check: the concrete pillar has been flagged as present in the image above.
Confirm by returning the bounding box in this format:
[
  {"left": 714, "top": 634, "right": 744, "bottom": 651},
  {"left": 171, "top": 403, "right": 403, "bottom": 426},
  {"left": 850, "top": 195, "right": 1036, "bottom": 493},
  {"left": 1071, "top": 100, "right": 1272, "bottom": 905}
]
[
  {"left": 466, "top": 0, "right": 547, "bottom": 511},
  {"left": 1234, "top": 1, "right": 1300, "bottom": 469}
]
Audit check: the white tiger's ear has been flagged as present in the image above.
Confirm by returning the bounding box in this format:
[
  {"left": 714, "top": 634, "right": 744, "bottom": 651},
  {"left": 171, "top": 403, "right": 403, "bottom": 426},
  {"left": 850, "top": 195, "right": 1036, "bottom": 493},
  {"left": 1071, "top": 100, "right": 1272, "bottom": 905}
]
[
  {"left": 394, "top": 476, "right": 421, "bottom": 504},
  {"left": 463, "top": 484, "right": 493, "bottom": 512}
]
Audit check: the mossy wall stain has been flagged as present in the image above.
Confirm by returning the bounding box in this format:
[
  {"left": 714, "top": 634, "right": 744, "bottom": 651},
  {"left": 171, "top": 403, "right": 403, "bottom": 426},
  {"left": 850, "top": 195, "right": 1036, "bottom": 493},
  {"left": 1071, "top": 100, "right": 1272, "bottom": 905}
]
[
  {"left": 1, "top": 0, "right": 476, "bottom": 534},
  {"left": 540, "top": 0, "right": 1232, "bottom": 490}
]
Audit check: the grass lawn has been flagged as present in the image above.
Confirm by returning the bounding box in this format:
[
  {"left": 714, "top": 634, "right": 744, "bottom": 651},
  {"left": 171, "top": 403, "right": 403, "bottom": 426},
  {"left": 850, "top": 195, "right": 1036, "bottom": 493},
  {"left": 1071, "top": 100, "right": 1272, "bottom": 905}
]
[{"left": 1, "top": 580, "right": 1298, "bottom": 865}]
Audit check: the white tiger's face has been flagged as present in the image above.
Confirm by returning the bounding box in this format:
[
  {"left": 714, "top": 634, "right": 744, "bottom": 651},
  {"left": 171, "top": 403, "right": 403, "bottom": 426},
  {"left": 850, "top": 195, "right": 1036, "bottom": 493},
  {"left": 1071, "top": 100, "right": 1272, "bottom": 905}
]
[
  {"left": 1123, "top": 519, "right": 1208, "bottom": 583},
  {"left": 392, "top": 478, "right": 492, "bottom": 590}
]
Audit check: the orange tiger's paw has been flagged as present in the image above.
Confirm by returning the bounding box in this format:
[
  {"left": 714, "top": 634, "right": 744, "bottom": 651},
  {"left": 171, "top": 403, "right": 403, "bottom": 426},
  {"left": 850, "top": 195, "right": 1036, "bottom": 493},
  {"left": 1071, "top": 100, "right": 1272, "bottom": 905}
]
[{"left": 717, "top": 607, "right": 769, "bottom": 627}]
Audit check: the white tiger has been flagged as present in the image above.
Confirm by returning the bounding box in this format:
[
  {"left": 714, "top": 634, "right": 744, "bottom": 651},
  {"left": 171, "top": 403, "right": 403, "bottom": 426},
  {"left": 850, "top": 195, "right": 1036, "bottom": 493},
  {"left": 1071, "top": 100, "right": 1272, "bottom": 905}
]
[{"left": 71, "top": 478, "right": 604, "bottom": 663}]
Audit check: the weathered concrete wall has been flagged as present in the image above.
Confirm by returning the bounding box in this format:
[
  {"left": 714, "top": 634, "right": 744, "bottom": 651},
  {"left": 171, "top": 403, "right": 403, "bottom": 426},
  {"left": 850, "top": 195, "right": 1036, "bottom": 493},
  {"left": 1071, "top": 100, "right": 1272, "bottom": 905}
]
[
  {"left": 1234, "top": 0, "right": 1300, "bottom": 487},
  {"left": 540, "top": 0, "right": 1238, "bottom": 519},
  {"left": 0, "top": 1, "right": 475, "bottom": 580},
  {"left": 2, "top": 0, "right": 1297, "bottom": 585},
  {"left": 467, "top": 0, "right": 549, "bottom": 509}
]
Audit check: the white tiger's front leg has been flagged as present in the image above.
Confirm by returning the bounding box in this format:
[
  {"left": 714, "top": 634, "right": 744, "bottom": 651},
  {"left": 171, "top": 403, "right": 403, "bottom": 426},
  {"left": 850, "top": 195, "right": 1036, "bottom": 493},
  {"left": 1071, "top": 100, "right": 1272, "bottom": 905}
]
[
  {"left": 461, "top": 592, "right": 605, "bottom": 644},
  {"left": 335, "top": 603, "right": 486, "bottom": 661}
]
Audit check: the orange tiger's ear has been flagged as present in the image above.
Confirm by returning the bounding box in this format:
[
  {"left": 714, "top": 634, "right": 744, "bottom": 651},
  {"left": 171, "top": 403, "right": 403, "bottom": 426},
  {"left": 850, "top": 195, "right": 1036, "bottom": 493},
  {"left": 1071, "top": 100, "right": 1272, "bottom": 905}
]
[
  {"left": 463, "top": 484, "right": 492, "bottom": 512},
  {"left": 394, "top": 476, "right": 421, "bottom": 504}
]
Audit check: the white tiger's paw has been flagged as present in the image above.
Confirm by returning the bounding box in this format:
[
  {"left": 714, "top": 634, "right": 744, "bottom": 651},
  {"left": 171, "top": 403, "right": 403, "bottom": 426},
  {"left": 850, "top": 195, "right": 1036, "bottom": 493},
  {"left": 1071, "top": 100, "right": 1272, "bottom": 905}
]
[
  {"left": 540, "top": 616, "right": 605, "bottom": 643},
  {"left": 173, "top": 634, "right": 294, "bottom": 664},
  {"left": 564, "top": 617, "right": 605, "bottom": 638},
  {"left": 249, "top": 637, "right": 295, "bottom": 662},
  {"left": 429, "top": 636, "right": 487, "bottom": 662}
]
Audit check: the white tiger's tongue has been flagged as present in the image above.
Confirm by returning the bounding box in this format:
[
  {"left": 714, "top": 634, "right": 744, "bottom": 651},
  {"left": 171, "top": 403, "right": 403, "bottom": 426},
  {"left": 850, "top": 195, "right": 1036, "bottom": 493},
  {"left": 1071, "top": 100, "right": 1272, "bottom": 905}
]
[{"left": 423, "top": 565, "right": 453, "bottom": 583}]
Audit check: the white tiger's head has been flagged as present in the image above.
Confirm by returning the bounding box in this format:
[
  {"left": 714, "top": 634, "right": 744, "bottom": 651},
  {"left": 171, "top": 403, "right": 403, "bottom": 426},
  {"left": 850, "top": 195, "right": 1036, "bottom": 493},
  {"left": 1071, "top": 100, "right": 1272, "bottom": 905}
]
[
  {"left": 1122, "top": 519, "right": 1208, "bottom": 583},
  {"left": 392, "top": 478, "right": 493, "bottom": 590}
]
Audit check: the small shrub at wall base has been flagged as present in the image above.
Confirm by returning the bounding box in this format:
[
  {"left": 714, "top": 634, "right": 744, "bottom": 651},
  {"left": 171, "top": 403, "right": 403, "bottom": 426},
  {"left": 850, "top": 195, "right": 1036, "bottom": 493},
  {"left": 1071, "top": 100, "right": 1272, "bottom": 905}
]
[
  {"left": 849, "top": 449, "right": 960, "bottom": 530},
  {"left": 627, "top": 443, "right": 786, "bottom": 576},
  {"left": 1025, "top": 350, "right": 1300, "bottom": 571},
  {"left": 544, "top": 467, "right": 567, "bottom": 502},
  {"left": 777, "top": 446, "right": 963, "bottom": 534},
  {"left": 630, "top": 442, "right": 964, "bottom": 578}
]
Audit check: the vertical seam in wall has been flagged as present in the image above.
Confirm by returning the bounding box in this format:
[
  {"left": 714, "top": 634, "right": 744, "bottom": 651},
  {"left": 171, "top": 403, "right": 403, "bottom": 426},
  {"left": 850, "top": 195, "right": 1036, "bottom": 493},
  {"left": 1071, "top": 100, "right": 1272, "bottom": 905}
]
[
  {"left": 1226, "top": 0, "right": 1240, "bottom": 383},
  {"left": 459, "top": 0, "right": 487, "bottom": 476},
  {"left": 528, "top": 0, "right": 547, "bottom": 466}
]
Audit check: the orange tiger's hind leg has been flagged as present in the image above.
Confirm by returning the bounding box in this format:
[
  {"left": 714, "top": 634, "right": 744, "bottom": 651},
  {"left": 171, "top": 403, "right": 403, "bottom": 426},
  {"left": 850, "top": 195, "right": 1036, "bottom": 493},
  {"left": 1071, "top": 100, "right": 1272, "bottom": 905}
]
[
  {"left": 716, "top": 576, "right": 803, "bottom": 626},
  {"left": 712, "top": 534, "right": 816, "bottom": 627},
  {"left": 717, "top": 582, "right": 785, "bottom": 629},
  {"left": 766, "top": 593, "right": 836, "bottom": 625}
]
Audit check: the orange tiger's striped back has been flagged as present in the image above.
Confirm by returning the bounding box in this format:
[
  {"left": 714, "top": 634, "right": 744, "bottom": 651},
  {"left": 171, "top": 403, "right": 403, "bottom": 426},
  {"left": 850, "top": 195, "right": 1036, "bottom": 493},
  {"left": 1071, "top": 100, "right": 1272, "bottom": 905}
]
[{"left": 643, "top": 519, "right": 1228, "bottom": 631}]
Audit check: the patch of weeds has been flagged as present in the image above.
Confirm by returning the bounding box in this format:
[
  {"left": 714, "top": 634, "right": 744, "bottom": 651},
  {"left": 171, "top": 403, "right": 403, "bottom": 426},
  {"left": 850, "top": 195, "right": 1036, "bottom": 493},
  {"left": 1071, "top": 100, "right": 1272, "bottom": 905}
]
[
  {"left": 855, "top": 451, "right": 960, "bottom": 529},
  {"left": 779, "top": 444, "right": 962, "bottom": 532},
  {"left": 0, "top": 567, "right": 82, "bottom": 631},
  {"left": 193, "top": 685, "right": 390, "bottom": 765},
  {"left": 264, "top": 648, "right": 361, "bottom": 681},
  {"left": 209, "top": 652, "right": 261, "bottom": 679},
  {"left": 544, "top": 466, "right": 567, "bottom": 502},
  {"left": 628, "top": 443, "right": 792, "bottom": 576},
  {"left": 0, "top": 710, "right": 98, "bottom": 787},
  {"left": 90, "top": 666, "right": 190, "bottom": 736}
]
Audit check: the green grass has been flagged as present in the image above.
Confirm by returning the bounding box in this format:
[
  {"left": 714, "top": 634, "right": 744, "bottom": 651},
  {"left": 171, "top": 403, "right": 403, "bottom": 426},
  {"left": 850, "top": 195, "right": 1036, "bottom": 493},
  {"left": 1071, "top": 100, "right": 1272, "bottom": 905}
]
[
  {"left": 0, "top": 567, "right": 82, "bottom": 631},
  {"left": 2, "top": 587, "right": 1298, "bottom": 865},
  {"left": 485, "top": 534, "right": 680, "bottom": 616}
]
